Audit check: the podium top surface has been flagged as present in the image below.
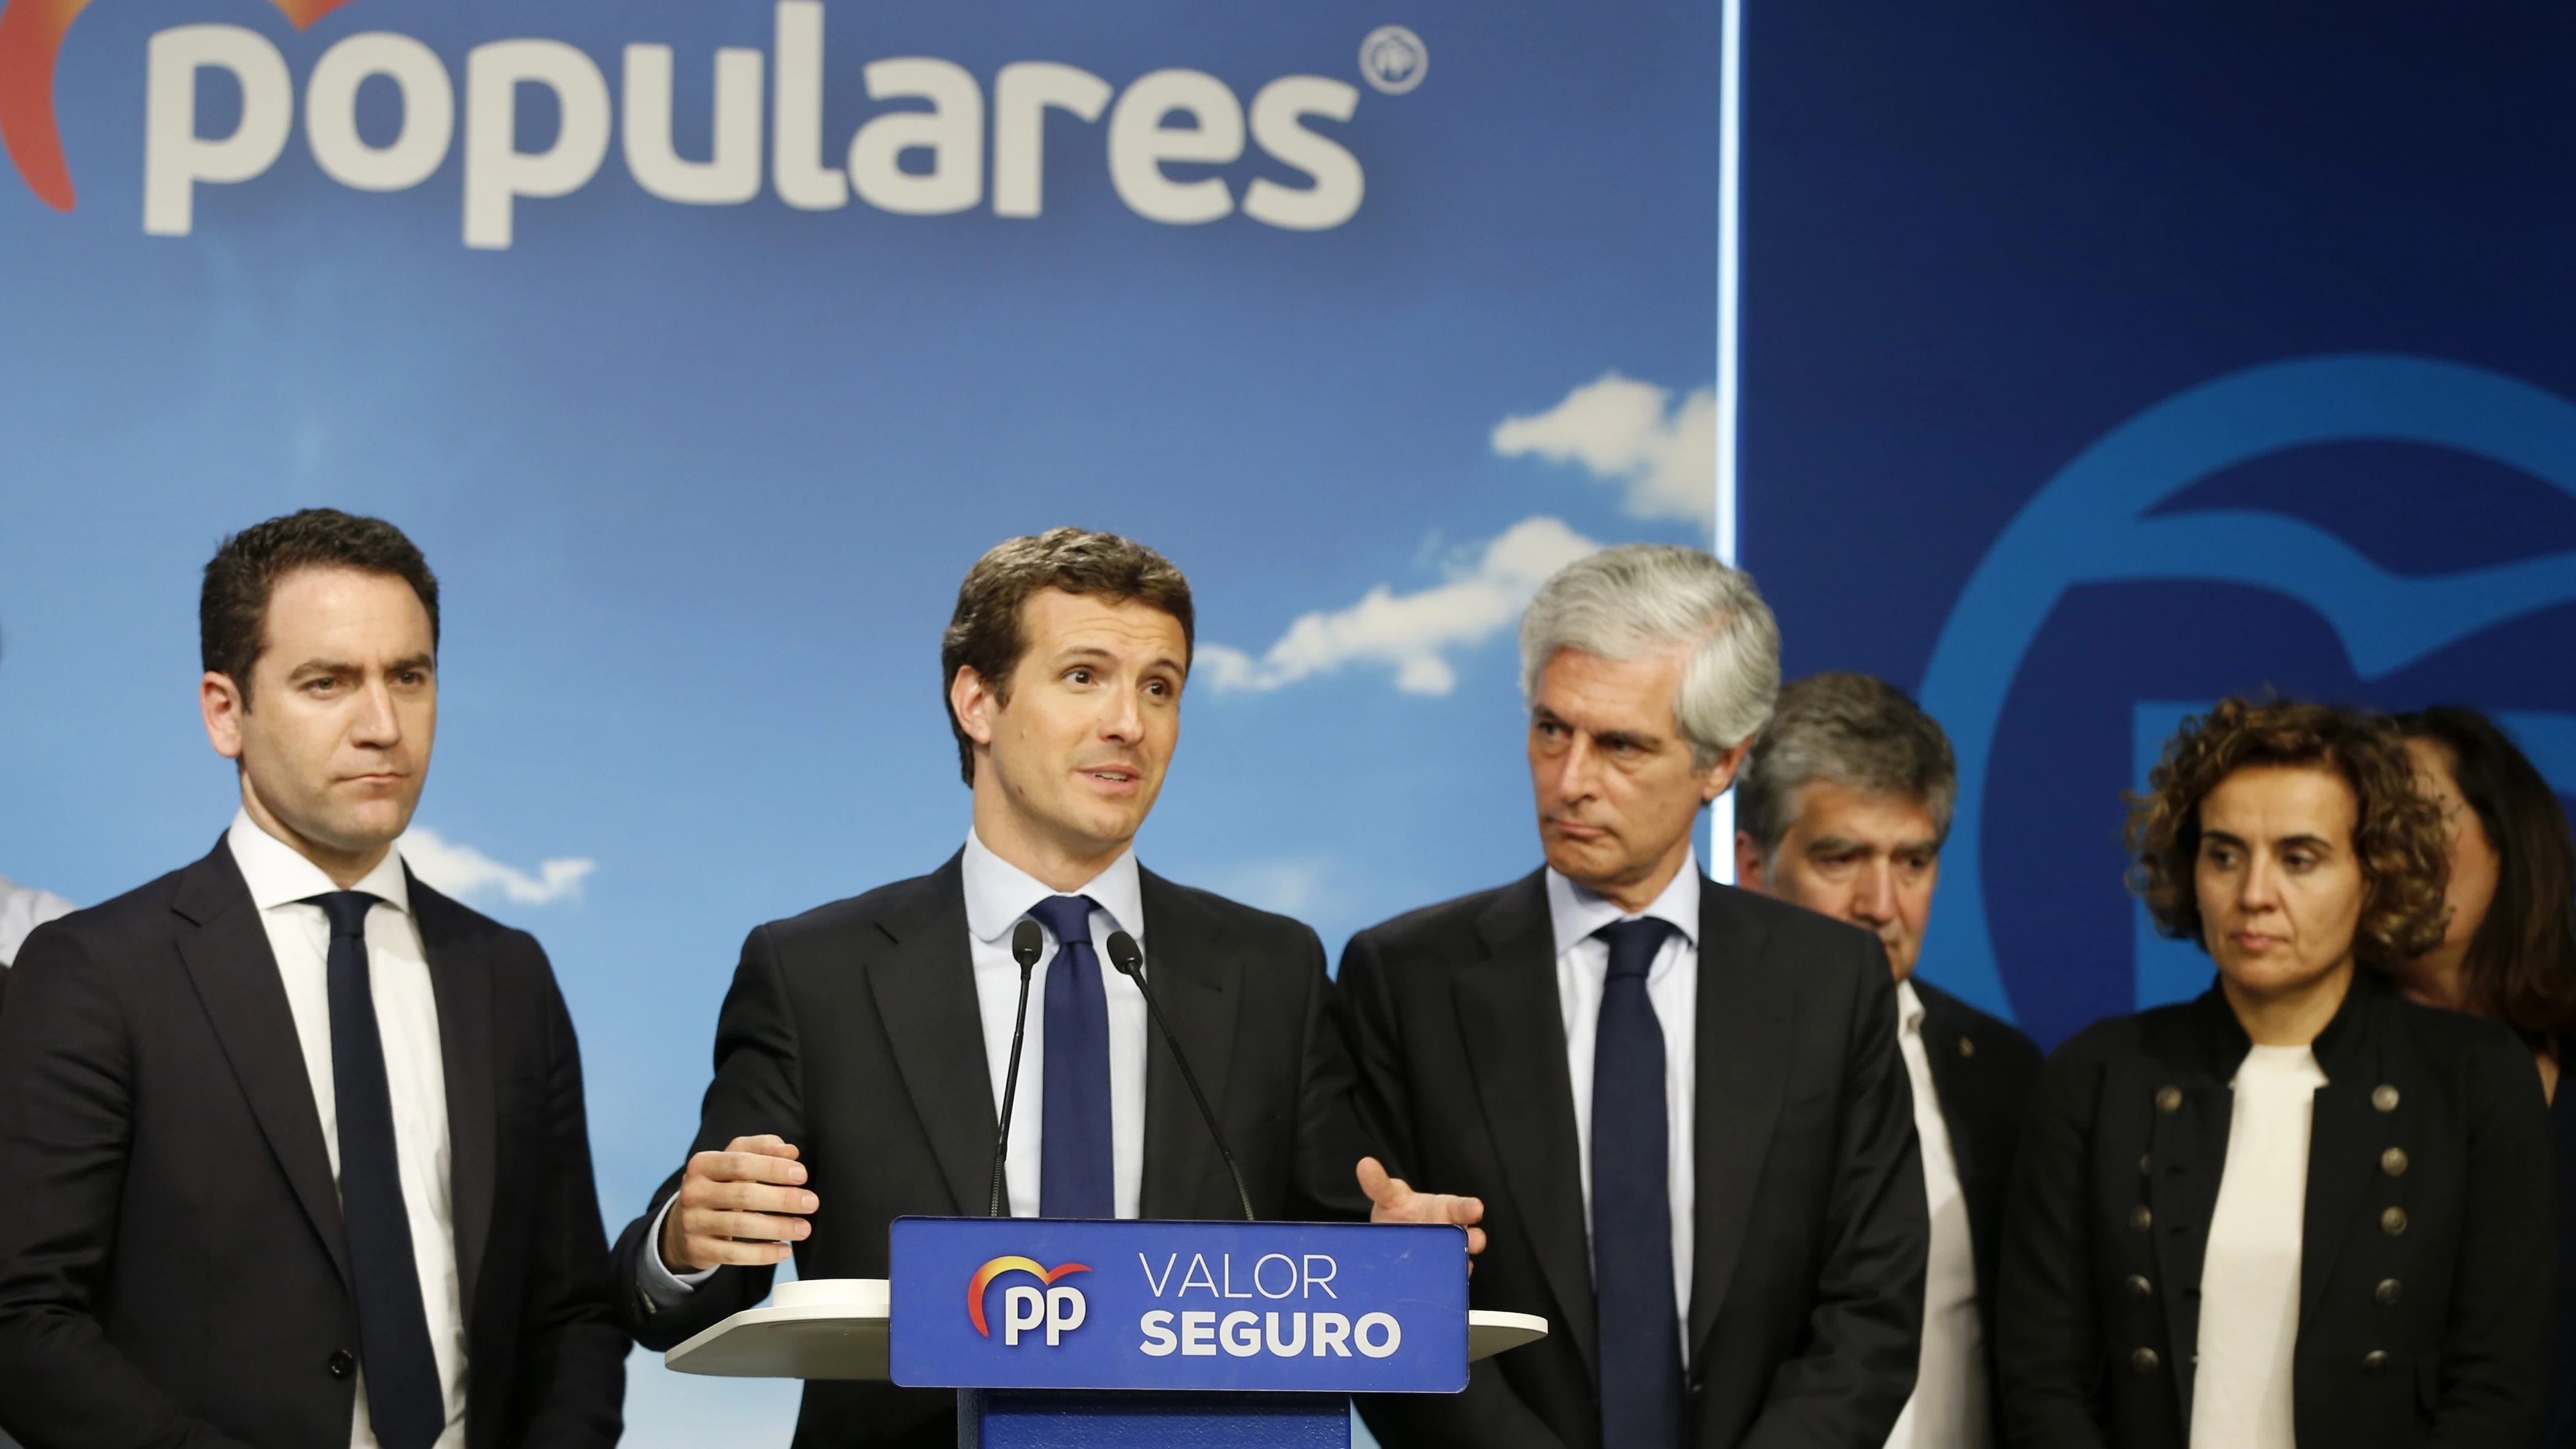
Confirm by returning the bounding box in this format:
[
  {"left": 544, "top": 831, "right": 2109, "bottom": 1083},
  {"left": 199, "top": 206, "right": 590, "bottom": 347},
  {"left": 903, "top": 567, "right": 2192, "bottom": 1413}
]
[{"left": 666, "top": 1278, "right": 1548, "bottom": 1383}]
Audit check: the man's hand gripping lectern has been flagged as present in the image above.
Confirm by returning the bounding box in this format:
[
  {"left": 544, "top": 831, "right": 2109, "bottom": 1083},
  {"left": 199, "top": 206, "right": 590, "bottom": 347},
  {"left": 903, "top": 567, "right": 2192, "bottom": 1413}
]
[{"left": 666, "top": 1217, "right": 1546, "bottom": 1447}]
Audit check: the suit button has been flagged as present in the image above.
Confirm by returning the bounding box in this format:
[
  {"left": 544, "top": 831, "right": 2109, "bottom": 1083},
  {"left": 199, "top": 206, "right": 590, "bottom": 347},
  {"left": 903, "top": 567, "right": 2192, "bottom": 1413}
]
[
  {"left": 2131, "top": 1348, "right": 2160, "bottom": 1373},
  {"left": 2138, "top": 1154, "right": 2152, "bottom": 1175},
  {"left": 2155, "top": 1086, "right": 2182, "bottom": 1113},
  {"left": 328, "top": 1349, "right": 356, "bottom": 1379},
  {"left": 2125, "top": 1275, "right": 2154, "bottom": 1299},
  {"left": 1958, "top": 1035, "right": 1976, "bottom": 1059},
  {"left": 2362, "top": 1350, "right": 2390, "bottom": 1374},
  {"left": 2375, "top": 1278, "right": 2403, "bottom": 1307},
  {"left": 2130, "top": 1205, "right": 2154, "bottom": 1232},
  {"left": 2381, "top": 1206, "right": 2408, "bottom": 1235},
  {"left": 2373, "top": 1085, "right": 2400, "bottom": 1113},
  {"left": 2381, "top": 1148, "right": 2408, "bottom": 1177}
]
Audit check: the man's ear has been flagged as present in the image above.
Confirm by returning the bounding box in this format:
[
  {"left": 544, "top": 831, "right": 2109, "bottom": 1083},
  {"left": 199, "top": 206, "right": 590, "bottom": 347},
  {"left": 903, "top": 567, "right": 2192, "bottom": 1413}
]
[
  {"left": 201, "top": 672, "right": 247, "bottom": 761},
  {"left": 1733, "top": 830, "right": 1769, "bottom": 894},
  {"left": 949, "top": 666, "right": 999, "bottom": 749},
  {"left": 1698, "top": 735, "right": 1756, "bottom": 804}
]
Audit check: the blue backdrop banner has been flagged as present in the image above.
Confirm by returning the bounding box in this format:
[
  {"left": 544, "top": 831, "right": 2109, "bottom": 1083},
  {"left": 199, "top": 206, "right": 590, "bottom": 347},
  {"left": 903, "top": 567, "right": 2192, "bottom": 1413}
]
[
  {"left": 1741, "top": 2, "right": 2576, "bottom": 1047},
  {"left": 0, "top": 1, "right": 1717, "bottom": 1438}
]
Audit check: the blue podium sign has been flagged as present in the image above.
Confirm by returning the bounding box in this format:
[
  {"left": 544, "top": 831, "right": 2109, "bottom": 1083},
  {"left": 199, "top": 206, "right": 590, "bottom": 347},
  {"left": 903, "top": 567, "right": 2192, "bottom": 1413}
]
[{"left": 890, "top": 1218, "right": 1468, "bottom": 1394}]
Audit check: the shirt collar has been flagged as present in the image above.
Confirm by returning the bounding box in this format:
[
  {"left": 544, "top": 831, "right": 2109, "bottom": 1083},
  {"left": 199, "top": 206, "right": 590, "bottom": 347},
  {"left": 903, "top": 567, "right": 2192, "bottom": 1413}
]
[
  {"left": 1545, "top": 849, "right": 1701, "bottom": 960},
  {"left": 961, "top": 829, "right": 1144, "bottom": 946},
  {"left": 225, "top": 807, "right": 414, "bottom": 917},
  {"left": 1896, "top": 977, "right": 1925, "bottom": 1038}
]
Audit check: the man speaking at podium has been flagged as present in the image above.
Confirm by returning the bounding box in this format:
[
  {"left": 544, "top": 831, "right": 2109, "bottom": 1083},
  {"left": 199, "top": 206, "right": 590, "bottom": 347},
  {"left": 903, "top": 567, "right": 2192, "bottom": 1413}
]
[
  {"left": 1342, "top": 546, "right": 1928, "bottom": 1449},
  {"left": 614, "top": 529, "right": 1476, "bottom": 1447},
  {"left": 0, "top": 510, "right": 627, "bottom": 1449}
]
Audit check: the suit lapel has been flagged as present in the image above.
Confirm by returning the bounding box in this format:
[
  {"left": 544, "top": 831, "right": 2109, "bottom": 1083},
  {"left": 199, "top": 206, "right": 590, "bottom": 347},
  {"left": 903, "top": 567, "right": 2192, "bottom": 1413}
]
[
  {"left": 865, "top": 856, "right": 995, "bottom": 1215},
  {"left": 1135, "top": 871, "right": 1242, "bottom": 1219},
  {"left": 2299, "top": 982, "right": 2386, "bottom": 1328},
  {"left": 2147, "top": 996, "right": 2240, "bottom": 1418},
  {"left": 411, "top": 876, "right": 495, "bottom": 1324},
  {"left": 1454, "top": 874, "right": 1597, "bottom": 1377},
  {"left": 1686, "top": 884, "right": 1793, "bottom": 1359},
  {"left": 1914, "top": 984, "right": 1981, "bottom": 1191},
  {"left": 171, "top": 843, "right": 351, "bottom": 1290}
]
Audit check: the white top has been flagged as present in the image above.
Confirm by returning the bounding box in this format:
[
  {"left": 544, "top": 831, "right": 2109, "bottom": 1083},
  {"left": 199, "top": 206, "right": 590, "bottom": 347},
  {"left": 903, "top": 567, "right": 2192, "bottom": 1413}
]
[
  {"left": 1884, "top": 980, "right": 1991, "bottom": 1449},
  {"left": 227, "top": 810, "right": 464, "bottom": 1449},
  {"left": 1548, "top": 852, "right": 1699, "bottom": 1336},
  {"left": 0, "top": 871, "right": 74, "bottom": 968},
  {"left": 2190, "top": 1043, "right": 2328, "bottom": 1449},
  {"left": 644, "top": 833, "right": 1151, "bottom": 1299}
]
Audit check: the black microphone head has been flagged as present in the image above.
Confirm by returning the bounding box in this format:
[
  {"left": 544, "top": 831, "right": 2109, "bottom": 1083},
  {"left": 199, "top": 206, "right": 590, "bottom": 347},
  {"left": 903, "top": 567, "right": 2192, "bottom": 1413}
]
[
  {"left": 1012, "top": 919, "right": 1045, "bottom": 969},
  {"left": 1106, "top": 930, "right": 1144, "bottom": 979}
]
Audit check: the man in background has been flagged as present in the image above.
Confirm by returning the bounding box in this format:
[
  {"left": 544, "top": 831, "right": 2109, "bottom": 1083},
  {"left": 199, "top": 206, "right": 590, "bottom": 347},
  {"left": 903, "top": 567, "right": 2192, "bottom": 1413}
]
[
  {"left": 0, "top": 625, "right": 77, "bottom": 1000},
  {"left": 0, "top": 508, "right": 626, "bottom": 1448},
  {"left": 615, "top": 527, "right": 1478, "bottom": 1448},
  {"left": 1734, "top": 671, "right": 2041, "bottom": 1449},
  {"left": 1344, "top": 546, "right": 1927, "bottom": 1449},
  {"left": 0, "top": 872, "right": 73, "bottom": 971}
]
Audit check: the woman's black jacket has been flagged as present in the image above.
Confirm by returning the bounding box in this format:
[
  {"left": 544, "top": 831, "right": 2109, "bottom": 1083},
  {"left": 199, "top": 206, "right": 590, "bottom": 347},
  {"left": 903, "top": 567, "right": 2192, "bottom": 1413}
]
[{"left": 1997, "top": 968, "right": 2553, "bottom": 1448}]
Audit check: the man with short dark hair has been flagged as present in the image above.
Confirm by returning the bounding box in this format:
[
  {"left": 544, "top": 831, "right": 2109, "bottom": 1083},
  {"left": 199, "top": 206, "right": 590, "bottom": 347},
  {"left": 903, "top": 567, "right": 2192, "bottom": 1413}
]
[
  {"left": 1734, "top": 671, "right": 2040, "bottom": 1449},
  {"left": 613, "top": 527, "right": 1478, "bottom": 1448},
  {"left": 0, "top": 508, "right": 626, "bottom": 1449},
  {"left": 1346, "top": 548, "right": 1928, "bottom": 1449}
]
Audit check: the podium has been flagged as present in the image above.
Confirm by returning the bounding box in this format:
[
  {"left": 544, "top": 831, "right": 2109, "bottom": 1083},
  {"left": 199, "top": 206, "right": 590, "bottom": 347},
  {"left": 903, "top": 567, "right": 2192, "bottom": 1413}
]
[{"left": 667, "top": 1218, "right": 1546, "bottom": 1448}]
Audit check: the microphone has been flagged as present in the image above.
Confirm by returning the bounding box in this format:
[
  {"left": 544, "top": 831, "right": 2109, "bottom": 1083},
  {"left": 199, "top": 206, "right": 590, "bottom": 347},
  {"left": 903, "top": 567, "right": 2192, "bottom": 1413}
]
[
  {"left": 990, "top": 919, "right": 1046, "bottom": 1218},
  {"left": 1106, "top": 930, "right": 1255, "bottom": 1223}
]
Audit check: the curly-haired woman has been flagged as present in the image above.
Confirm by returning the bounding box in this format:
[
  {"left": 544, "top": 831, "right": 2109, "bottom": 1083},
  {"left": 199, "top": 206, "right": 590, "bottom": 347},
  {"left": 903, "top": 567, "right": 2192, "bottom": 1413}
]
[
  {"left": 1997, "top": 699, "right": 2553, "bottom": 1449},
  {"left": 2394, "top": 706, "right": 2576, "bottom": 1447}
]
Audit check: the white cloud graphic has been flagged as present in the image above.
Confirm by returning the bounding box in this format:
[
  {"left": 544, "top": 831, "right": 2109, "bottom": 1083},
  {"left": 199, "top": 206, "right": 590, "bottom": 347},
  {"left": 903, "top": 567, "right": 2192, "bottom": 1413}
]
[
  {"left": 1492, "top": 372, "right": 1715, "bottom": 525},
  {"left": 397, "top": 827, "right": 596, "bottom": 906},
  {"left": 1200, "top": 516, "right": 1600, "bottom": 696}
]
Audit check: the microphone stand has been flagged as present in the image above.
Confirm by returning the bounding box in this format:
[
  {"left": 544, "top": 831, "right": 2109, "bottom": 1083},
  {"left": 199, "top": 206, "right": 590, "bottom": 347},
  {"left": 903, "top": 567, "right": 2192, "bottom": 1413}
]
[
  {"left": 1106, "top": 930, "right": 1255, "bottom": 1223},
  {"left": 989, "top": 920, "right": 1045, "bottom": 1217}
]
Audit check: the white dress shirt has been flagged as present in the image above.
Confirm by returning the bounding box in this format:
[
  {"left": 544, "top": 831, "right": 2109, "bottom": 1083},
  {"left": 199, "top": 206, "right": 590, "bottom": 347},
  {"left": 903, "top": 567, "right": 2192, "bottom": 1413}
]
[
  {"left": 1548, "top": 852, "right": 1699, "bottom": 1337},
  {"left": 0, "top": 870, "right": 74, "bottom": 967},
  {"left": 644, "top": 833, "right": 1151, "bottom": 1297},
  {"left": 1884, "top": 979, "right": 1992, "bottom": 1449},
  {"left": 2190, "top": 1044, "right": 2327, "bottom": 1449},
  {"left": 227, "top": 811, "right": 465, "bottom": 1449}
]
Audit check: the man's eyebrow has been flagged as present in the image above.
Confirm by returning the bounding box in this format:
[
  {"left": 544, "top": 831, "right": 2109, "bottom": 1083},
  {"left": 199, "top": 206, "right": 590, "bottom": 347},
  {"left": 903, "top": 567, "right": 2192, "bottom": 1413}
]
[{"left": 1803, "top": 835, "right": 1866, "bottom": 857}]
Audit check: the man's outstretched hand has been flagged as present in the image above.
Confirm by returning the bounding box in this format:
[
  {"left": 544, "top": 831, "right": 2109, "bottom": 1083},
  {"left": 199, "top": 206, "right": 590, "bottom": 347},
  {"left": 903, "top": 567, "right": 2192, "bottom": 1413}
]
[
  {"left": 1357, "top": 1157, "right": 1486, "bottom": 1257},
  {"left": 663, "top": 1134, "right": 816, "bottom": 1272}
]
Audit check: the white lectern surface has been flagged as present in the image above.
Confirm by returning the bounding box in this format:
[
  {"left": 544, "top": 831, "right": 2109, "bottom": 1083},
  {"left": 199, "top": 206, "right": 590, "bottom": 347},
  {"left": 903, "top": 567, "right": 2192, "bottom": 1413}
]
[{"left": 664, "top": 1280, "right": 1547, "bottom": 1381}]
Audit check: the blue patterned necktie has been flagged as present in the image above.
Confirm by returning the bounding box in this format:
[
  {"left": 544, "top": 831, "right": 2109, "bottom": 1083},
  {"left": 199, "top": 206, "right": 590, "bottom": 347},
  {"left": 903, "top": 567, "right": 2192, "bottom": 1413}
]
[
  {"left": 306, "top": 891, "right": 444, "bottom": 1449},
  {"left": 1591, "top": 916, "right": 1683, "bottom": 1449},
  {"left": 1027, "top": 894, "right": 1115, "bottom": 1218}
]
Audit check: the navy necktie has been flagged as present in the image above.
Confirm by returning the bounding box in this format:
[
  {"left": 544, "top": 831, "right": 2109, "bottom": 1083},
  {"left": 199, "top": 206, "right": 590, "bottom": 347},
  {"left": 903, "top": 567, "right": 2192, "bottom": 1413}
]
[
  {"left": 1029, "top": 894, "right": 1115, "bottom": 1218},
  {"left": 1592, "top": 917, "right": 1683, "bottom": 1449},
  {"left": 308, "top": 892, "right": 444, "bottom": 1449}
]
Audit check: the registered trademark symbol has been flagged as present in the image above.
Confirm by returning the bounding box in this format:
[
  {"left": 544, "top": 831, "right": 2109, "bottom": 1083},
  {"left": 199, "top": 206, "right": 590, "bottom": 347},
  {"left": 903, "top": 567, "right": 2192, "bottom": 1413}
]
[{"left": 1359, "top": 25, "right": 1427, "bottom": 95}]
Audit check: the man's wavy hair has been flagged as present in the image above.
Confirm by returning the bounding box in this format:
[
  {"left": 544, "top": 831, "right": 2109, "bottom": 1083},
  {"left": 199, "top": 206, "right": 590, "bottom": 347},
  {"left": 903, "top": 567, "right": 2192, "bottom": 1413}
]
[{"left": 2127, "top": 698, "right": 2449, "bottom": 968}]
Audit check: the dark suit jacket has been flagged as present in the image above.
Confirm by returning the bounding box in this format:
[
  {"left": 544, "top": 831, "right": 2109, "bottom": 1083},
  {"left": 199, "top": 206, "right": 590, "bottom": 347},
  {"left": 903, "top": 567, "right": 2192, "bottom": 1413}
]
[
  {"left": 1339, "top": 870, "right": 1928, "bottom": 1449},
  {"left": 0, "top": 841, "right": 626, "bottom": 1449},
  {"left": 1909, "top": 976, "right": 2043, "bottom": 1423},
  {"left": 2548, "top": 1036, "right": 2576, "bottom": 1449},
  {"left": 1997, "top": 969, "right": 2555, "bottom": 1449},
  {"left": 611, "top": 853, "right": 1375, "bottom": 1448}
]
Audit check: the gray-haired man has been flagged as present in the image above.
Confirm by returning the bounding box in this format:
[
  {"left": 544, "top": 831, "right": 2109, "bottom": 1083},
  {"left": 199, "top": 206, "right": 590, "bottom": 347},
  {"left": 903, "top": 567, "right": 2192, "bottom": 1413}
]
[
  {"left": 1734, "top": 672, "right": 2041, "bottom": 1449},
  {"left": 1344, "top": 546, "right": 1927, "bottom": 1449}
]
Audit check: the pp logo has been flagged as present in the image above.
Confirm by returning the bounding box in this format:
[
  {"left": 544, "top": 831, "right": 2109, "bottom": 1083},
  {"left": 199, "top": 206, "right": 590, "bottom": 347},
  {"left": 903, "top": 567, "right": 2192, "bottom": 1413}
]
[
  {"left": 1359, "top": 25, "right": 1426, "bottom": 95},
  {"left": 969, "top": 1257, "right": 1091, "bottom": 1348}
]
